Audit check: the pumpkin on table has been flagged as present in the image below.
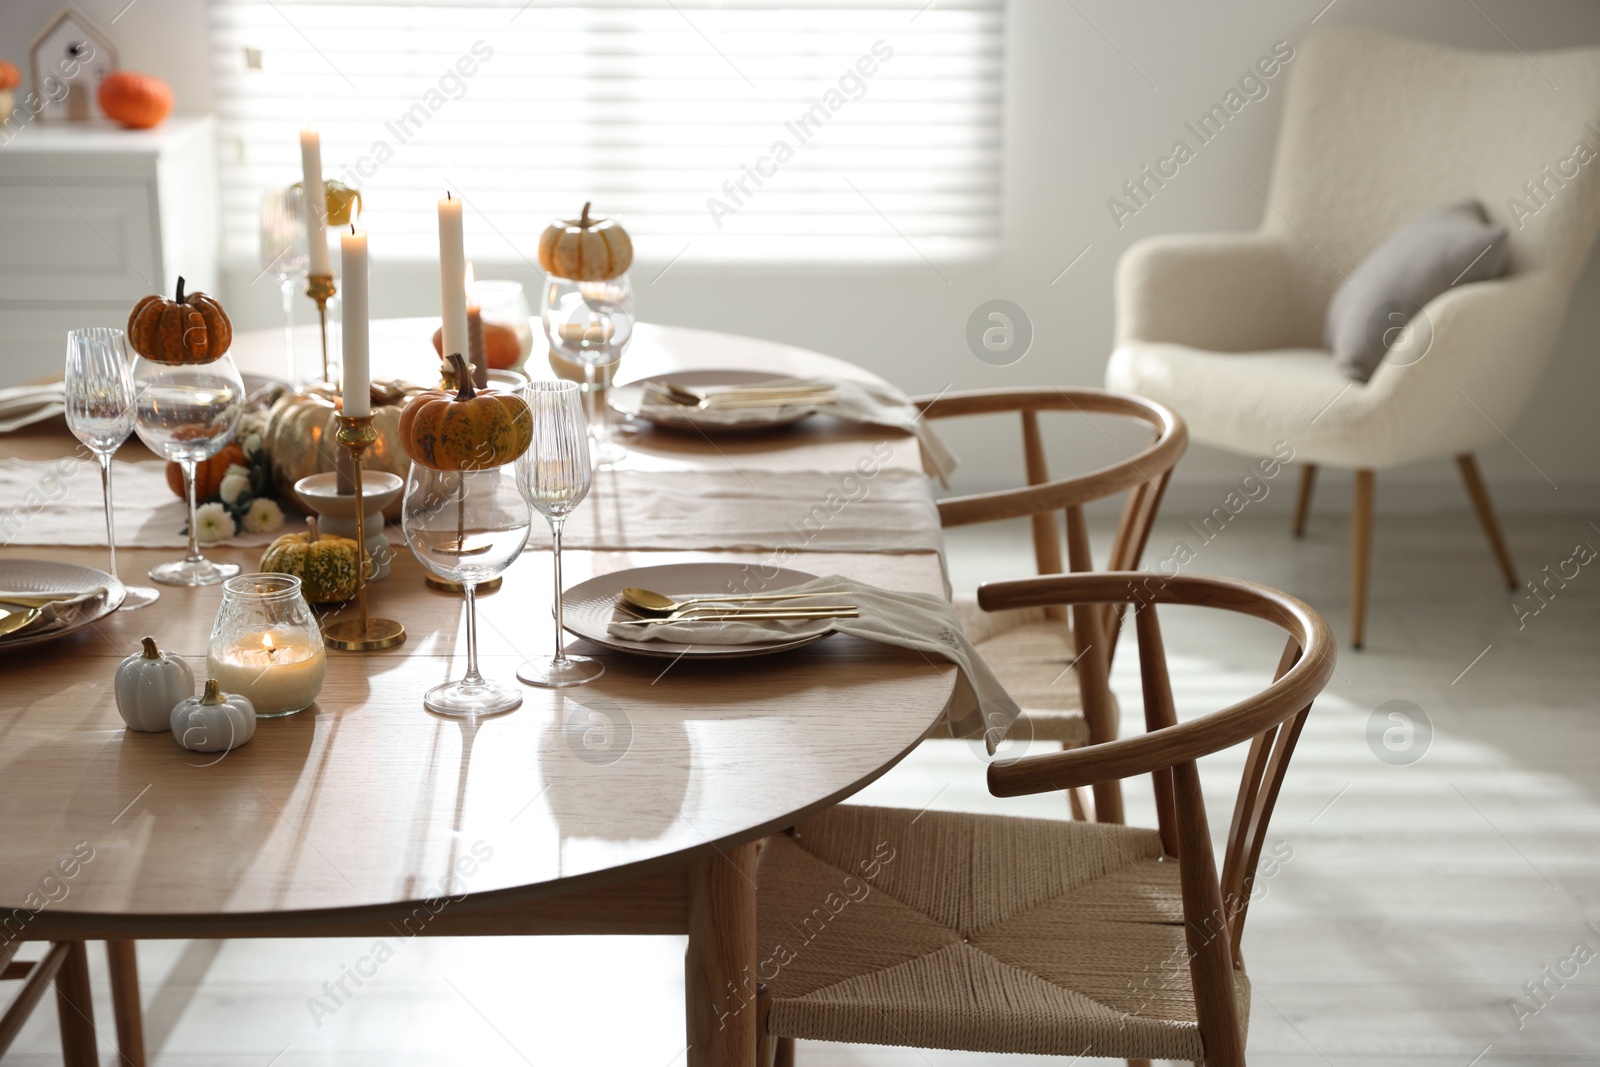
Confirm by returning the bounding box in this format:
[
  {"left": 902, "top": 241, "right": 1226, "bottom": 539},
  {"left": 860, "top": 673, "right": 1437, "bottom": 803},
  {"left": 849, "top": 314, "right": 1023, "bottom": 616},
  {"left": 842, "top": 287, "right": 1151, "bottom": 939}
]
[
  {"left": 128, "top": 277, "right": 232, "bottom": 365},
  {"left": 432, "top": 321, "right": 522, "bottom": 370},
  {"left": 399, "top": 354, "right": 533, "bottom": 471},
  {"left": 165, "top": 441, "right": 246, "bottom": 500},
  {"left": 538, "top": 202, "right": 632, "bottom": 281},
  {"left": 98, "top": 71, "right": 173, "bottom": 130},
  {"left": 259, "top": 518, "right": 361, "bottom": 605},
  {"left": 264, "top": 380, "right": 422, "bottom": 519}
]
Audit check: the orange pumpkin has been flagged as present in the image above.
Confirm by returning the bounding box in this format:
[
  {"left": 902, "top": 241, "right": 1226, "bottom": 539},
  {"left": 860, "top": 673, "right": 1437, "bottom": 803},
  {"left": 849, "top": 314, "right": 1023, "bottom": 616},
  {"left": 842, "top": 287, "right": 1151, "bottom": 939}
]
[
  {"left": 165, "top": 442, "right": 247, "bottom": 500},
  {"left": 537, "top": 202, "right": 632, "bottom": 281},
  {"left": 398, "top": 354, "right": 532, "bottom": 471},
  {"left": 128, "top": 277, "right": 233, "bottom": 365},
  {"left": 431, "top": 322, "right": 522, "bottom": 370},
  {"left": 0, "top": 62, "right": 20, "bottom": 92},
  {"left": 97, "top": 71, "right": 172, "bottom": 130}
]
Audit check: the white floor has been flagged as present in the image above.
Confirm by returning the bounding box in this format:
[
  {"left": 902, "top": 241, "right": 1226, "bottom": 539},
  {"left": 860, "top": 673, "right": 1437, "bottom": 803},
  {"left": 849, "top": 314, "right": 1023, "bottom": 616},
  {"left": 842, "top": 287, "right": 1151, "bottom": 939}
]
[{"left": 7, "top": 507, "right": 1599, "bottom": 1065}]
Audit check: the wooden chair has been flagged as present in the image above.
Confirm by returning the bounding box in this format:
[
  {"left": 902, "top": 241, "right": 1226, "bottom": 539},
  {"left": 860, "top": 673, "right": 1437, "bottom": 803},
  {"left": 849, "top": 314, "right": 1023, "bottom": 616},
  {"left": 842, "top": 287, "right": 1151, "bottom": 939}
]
[
  {"left": 755, "top": 572, "right": 1335, "bottom": 1067},
  {"left": 0, "top": 939, "right": 147, "bottom": 1065},
  {"left": 914, "top": 387, "right": 1187, "bottom": 823}
]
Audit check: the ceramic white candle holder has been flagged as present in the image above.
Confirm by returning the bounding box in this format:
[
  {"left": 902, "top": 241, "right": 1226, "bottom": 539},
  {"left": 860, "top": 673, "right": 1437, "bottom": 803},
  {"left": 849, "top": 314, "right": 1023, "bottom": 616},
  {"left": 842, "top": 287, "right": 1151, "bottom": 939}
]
[{"left": 294, "top": 470, "right": 403, "bottom": 580}]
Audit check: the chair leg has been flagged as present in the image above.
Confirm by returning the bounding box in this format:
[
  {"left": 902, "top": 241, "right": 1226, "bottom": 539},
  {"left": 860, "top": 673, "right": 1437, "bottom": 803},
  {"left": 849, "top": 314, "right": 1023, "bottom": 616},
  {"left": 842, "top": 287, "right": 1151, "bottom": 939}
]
[
  {"left": 53, "top": 942, "right": 98, "bottom": 1067},
  {"left": 1456, "top": 453, "right": 1518, "bottom": 589},
  {"left": 775, "top": 1037, "right": 795, "bottom": 1067},
  {"left": 1292, "top": 464, "right": 1317, "bottom": 537},
  {"left": 107, "top": 940, "right": 148, "bottom": 1067},
  {"left": 1351, "top": 469, "right": 1374, "bottom": 650}
]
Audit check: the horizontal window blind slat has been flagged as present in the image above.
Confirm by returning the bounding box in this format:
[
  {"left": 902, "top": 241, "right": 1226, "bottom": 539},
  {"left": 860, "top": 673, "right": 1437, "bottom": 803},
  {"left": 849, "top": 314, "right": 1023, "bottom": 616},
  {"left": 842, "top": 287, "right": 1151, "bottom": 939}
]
[{"left": 210, "top": 0, "right": 1002, "bottom": 263}]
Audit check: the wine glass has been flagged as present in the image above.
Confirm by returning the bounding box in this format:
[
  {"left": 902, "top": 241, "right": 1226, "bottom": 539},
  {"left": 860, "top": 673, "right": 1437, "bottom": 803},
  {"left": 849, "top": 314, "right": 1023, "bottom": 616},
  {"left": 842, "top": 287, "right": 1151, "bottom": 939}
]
[
  {"left": 63, "top": 328, "right": 159, "bottom": 609},
  {"left": 515, "top": 379, "right": 604, "bottom": 687},
  {"left": 259, "top": 187, "right": 309, "bottom": 384},
  {"left": 131, "top": 349, "right": 245, "bottom": 586},
  {"left": 541, "top": 274, "right": 633, "bottom": 465},
  {"left": 402, "top": 462, "right": 530, "bottom": 716}
]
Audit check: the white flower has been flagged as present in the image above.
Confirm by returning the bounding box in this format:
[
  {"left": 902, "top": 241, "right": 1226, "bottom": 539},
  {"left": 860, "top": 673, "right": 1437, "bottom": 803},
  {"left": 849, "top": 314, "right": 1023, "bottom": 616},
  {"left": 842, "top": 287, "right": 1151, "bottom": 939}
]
[
  {"left": 218, "top": 474, "right": 250, "bottom": 505},
  {"left": 193, "top": 502, "right": 236, "bottom": 543},
  {"left": 244, "top": 432, "right": 264, "bottom": 456},
  {"left": 224, "top": 463, "right": 251, "bottom": 480},
  {"left": 243, "top": 498, "right": 285, "bottom": 534},
  {"left": 238, "top": 411, "right": 269, "bottom": 439}
]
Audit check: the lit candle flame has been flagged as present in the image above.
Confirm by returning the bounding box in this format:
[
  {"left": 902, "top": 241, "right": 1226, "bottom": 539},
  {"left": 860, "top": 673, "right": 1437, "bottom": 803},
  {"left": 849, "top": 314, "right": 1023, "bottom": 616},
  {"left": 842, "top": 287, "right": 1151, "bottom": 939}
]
[{"left": 261, "top": 633, "right": 278, "bottom": 658}]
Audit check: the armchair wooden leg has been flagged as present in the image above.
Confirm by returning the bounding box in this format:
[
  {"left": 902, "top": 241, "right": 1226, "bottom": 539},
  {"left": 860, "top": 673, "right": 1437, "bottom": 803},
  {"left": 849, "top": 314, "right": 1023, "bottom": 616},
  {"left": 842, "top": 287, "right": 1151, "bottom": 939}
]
[
  {"left": 1456, "top": 453, "right": 1518, "bottom": 589},
  {"left": 1351, "top": 470, "right": 1374, "bottom": 650},
  {"left": 107, "top": 940, "right": 147, "bottom": 1067},
  {"left": 52, "top": 941, "right": 97, "bottom": 1067},
  {"left": 1292, "top": 464, "right": 1317, "bottom": 537}
]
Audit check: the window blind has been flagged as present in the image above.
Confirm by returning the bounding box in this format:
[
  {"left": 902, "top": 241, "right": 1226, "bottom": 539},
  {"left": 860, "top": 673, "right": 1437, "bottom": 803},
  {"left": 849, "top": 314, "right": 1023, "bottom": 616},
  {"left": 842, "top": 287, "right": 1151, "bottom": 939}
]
[{"left": 208, "top": 0, "right": 1004, "bottom": 264}]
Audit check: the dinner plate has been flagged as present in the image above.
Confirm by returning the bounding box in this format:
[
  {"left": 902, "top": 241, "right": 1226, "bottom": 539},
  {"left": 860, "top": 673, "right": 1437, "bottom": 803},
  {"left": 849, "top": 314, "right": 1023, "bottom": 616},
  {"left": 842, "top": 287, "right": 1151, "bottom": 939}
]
[
  {"left": 0, "top": 559, "right": 126, "bottom": 652},
  {"left": 610, "top": 370, "right": 822, "bottom": 434},
  {"left": 561, "top": 562, "right": 835, "bottom": 659}
]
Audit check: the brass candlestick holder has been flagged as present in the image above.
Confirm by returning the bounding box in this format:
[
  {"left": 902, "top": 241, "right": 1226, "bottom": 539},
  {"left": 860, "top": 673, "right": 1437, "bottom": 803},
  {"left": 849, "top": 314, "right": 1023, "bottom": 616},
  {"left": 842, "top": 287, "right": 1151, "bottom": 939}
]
[
  {"left": 306, "top": 272, "right": 337, "bottom": 384},
  {"left": 323, "top": 414, "right": 406, "bottom": 652}
]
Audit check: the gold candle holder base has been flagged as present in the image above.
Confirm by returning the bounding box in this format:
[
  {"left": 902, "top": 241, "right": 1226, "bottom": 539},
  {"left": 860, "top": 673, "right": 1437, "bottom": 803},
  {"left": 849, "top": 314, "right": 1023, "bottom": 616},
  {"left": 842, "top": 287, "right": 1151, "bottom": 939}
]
[
  {"left": 425, "top": 575, "right": 501, "bottom": 595},
  {"left": 306, "top": 272, "right": 337, "bottom": 384},
  {"left": 323, "top": 414, "right": 406, "bottom": 653}
]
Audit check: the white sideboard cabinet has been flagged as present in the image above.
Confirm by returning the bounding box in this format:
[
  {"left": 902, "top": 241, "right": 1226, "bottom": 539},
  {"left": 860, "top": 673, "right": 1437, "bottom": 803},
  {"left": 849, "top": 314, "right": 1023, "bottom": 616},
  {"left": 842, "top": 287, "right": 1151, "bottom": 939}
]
[{"left": 0, "top": 116, "right": 218, "bottom": 385}]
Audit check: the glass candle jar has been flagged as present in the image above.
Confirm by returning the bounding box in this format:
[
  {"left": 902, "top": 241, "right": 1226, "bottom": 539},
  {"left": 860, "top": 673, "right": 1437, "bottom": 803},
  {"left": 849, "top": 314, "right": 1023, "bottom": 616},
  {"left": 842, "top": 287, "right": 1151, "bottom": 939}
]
[
  {"left": 207, "top": 573, "right": 327, "bottom": 718},
  {"left": 469, "top": 278, "right": 535, "bottom": 372}
]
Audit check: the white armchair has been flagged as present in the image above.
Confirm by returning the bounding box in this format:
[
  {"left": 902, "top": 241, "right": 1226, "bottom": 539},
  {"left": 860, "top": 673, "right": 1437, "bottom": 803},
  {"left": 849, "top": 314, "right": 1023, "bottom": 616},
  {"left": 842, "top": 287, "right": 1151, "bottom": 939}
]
[{"left": 1107, "top": 25, "right": 1600, "bottom": 646}]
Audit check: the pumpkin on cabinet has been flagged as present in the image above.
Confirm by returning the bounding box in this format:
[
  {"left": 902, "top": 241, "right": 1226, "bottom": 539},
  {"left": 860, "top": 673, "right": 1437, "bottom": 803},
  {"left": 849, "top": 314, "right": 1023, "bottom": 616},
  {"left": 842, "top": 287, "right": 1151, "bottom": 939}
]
[
  {"left": 537, "top": 202, "right": 632, "bottom": 281},
  {"left": 128, "top": 277, "right": 233, "bottom": 365},
  {"left": 97, "top": 71, "right": 172, "bottom": 130},
  {"left": 259, "top": 518, "right": 361, "bottom": 605},
  {"left": 398, "top": 354, "right": 532, "bottom": 471},
  {"left": 264, "top": 380, "right": 422, "bottom": 519}
]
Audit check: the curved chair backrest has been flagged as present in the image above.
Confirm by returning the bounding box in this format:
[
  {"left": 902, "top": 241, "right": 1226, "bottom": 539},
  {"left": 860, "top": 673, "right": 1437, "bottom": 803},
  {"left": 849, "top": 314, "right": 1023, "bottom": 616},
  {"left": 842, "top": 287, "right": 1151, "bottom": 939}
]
[
  {"left": 915, "top": 387, "right": 1187, "bottom": 662},
  {"left": 981, "top": 570, "right": 1335, "bottom": 1059},
  {"left": 1267, "top": 26, "right": 1600, "bottom": 346}
]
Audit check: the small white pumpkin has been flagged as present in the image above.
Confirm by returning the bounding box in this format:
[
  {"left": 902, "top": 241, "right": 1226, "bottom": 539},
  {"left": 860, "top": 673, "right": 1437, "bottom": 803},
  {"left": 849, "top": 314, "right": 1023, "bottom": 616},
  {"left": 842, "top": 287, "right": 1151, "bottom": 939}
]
[
  {"left": 171, "top": 679, "right": 256, "bottom": 753},
  {"left": 115, "top": 636, "right": 195, "bottom": 732}
]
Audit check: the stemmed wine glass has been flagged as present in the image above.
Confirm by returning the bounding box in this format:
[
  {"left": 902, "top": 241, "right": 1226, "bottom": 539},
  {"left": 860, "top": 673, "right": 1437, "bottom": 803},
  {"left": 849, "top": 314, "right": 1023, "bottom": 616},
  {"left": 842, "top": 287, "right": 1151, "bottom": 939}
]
[
  {"left": 131, "top": 346, "right": 245, "bottom": 586},
  {"left": 541, "top": 275, "right": 633, "bottom": 465},
  {"left": 515, "top": 379, "right": 604, "bottom": 687},
  {"left": 402, "top": 462, "right": 530, "bottom": 716},
  {"left": 259, "top": 187, "right": 309, "bottom": 384},
  {"left": 63, "top": 328, "right": 159, "bottom": 609}
]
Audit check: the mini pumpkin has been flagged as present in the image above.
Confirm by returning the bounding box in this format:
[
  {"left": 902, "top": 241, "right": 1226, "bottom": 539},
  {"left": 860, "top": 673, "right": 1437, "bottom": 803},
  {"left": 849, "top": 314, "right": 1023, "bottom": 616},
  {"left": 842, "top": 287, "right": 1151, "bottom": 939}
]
[
  {"left": 398, "top": 354, "right": 532, "bottom": 471},
  {"left": 538, "top": 202, "right": 632, "bottom": 281},
  {"left": 97, "top": 71, "right": 172, "bottom": 130},
  {"left": 290, "top": 179, "right": 362, "bottom": 226},
  {"left": 259, "top": 518, "right": 362, "bottom": 605},
  {"left": 432, "top": 321, "right": 523, "bottom": 370},
  {"left": 0, "top": 62, "right": 20, "bottom": 92},
  {"left": 128, "top": 277, "right": 233, "bottom": 365},
  {"left": 165, "top": 441, "right": 246, "bottom": 500},
  {"left": 172, "top": 680, "right": 256, "bottom": 754}
]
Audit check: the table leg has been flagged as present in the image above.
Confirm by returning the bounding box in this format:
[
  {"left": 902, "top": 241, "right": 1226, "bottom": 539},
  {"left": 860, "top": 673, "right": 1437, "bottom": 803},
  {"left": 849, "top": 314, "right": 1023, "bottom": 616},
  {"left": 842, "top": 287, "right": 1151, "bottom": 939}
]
[
  {"left": 686, "top": 842, "right": 758, "bottom": 1067},
  {"left": 107, "top": 940, "right": 148, "bottom": 1067},
  {"left": 52, "top": 941, "right": 98, "bottom": 1067}
]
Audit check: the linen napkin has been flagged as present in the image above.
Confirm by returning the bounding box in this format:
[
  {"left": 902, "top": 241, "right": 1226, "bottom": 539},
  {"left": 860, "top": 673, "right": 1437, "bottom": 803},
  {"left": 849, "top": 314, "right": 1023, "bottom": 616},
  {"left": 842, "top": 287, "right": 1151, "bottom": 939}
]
[
  {"left": 0, "top": 586, "right": 105, "bottom": 639},
  {"left": 0, "top": 383, "right": 66, "bottom": 433},
  {"left": 640, "top": 378, "right": 959, "bottom": 487},
  {"left": 606, "top": 575, "right": 1018, "bottom": 753}
]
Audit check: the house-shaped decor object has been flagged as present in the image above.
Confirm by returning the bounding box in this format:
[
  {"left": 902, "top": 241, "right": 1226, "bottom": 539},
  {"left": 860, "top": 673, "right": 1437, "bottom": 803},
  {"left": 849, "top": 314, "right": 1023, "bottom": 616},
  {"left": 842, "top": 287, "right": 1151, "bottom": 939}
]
[{"left": 28, "top": 5, "right": 118, "bottom": 122}]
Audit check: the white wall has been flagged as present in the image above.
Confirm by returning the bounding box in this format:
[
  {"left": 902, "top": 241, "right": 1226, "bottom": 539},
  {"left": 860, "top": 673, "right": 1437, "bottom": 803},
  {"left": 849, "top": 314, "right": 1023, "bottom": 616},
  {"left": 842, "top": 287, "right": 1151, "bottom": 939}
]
[{"left": 5, "top": 0, "right": 1598, "bottom": 514}]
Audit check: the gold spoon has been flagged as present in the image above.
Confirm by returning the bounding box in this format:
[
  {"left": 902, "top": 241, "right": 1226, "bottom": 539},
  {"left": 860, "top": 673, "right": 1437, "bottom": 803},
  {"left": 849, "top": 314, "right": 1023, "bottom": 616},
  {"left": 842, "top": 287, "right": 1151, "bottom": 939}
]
[
  {"left": 619, "top": 587, "right": 843, "bottom": 616},
  {"left": 614, "top": 607, "right": 859, "bottom": 626},
  {"left": 0, "top": 605, "right": 42, "bottom": 640},
  {"left": 658, "top": 382, "right": 835, "bottom": 409}
]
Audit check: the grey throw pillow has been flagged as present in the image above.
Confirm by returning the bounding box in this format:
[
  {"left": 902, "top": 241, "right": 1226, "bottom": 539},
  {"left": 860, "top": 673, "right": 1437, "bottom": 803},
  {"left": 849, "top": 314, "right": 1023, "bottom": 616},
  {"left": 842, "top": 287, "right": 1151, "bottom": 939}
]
[{"left": 1324, "top": 201, "right": 1508, "bottom": 383}]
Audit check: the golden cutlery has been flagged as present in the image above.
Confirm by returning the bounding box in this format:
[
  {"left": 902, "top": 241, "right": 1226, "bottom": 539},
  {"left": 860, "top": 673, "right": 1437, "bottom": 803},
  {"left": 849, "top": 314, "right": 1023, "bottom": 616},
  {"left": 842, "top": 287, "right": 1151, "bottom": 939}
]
[
  {"left": 613, "top": 608, "right": 858, "bottom": 626},
  {"left": 619, "top": 587, "right": 842, "bottom": 615},
  {"left": 658, "top": 382, "right": 835, "bottom": 409},
  {"left": 0, "top": 605, "right": 43, "bottom": 639}
]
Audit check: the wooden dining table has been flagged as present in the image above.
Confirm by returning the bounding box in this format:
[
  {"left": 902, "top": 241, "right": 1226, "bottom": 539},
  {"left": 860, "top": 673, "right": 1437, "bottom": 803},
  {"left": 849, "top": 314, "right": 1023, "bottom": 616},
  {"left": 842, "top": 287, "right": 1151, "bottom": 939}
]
[{"left": 0, "top": 319, "right": 956, "bottom": 1065}]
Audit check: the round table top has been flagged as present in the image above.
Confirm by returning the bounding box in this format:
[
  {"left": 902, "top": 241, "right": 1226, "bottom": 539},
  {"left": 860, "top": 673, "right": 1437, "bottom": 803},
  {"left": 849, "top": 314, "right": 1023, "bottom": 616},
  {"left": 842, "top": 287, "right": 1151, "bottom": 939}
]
[{"left": 0, "top": 320, "right": 955, "bottom": 928}]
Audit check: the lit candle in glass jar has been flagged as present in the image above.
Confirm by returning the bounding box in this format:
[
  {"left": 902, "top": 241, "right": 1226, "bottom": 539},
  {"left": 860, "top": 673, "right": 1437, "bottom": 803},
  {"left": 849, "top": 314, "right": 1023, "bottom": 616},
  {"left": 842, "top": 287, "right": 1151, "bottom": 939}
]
[{"left": 206, "top": 629, "right": 326, "bottom": 718}]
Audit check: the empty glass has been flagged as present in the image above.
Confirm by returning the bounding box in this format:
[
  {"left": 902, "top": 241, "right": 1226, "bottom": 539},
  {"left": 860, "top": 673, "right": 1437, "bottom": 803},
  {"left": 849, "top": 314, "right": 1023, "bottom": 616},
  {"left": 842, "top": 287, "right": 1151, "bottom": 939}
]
[
  {"left": 402, "top": 462, "right": 530, "bottom": 716},
  {"left": 259, "top": 187, "right": 309, "bottom": 384},
  {"left": 541, "top": 274, "right": 633, "bottom": 465},
  {"left": 63, "top": 328, "right": 159, "bottom": 609},
  {"left": 131, "top": 348, "right": 245, "bottom": 586},
  {"left": 515, "top": 379, "right": 604, "bottom": 687}
]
